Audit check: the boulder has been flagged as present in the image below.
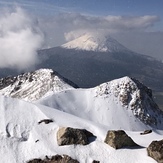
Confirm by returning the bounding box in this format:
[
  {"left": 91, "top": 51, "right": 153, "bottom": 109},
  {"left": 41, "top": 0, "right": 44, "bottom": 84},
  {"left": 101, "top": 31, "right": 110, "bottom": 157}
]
[
  {"left": 104, "top": 130, "right": 139, "bottom": 149},
  {"left": 147, "top": 139, "right": 163, "bottom": 163},
  {"left": 57, "top": 127, "right": 95, "bottom": 146}
]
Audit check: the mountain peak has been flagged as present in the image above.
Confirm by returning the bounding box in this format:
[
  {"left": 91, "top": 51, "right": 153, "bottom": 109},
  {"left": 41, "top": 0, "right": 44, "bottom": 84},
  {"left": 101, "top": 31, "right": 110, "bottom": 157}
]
[
  {"left": 0, "top": 68, "right": 77, "bottom": 101},
  {"left": 61, "top": 33, "right": 129, "bottom": 52},
  {"left": 95, "top": 76, "right": 163, "bottom": 128}
]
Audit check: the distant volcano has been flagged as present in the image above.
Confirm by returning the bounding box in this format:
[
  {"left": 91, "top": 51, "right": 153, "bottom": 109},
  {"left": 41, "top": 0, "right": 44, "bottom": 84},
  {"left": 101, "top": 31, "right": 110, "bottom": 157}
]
[{"left": 61, "top": 33, "right": 130, "bottom": 53}]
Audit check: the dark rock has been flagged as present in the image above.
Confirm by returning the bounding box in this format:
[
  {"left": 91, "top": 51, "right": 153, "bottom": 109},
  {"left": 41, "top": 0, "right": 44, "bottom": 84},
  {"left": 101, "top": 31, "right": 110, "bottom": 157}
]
[
  {"left": 140, "top": 130, "right": 152, "bottom": 135},
  {"left": 27, "top": 154, "right": 79, "bottom": 163},
  {"left": 51, "top": 154, "right": 62, "bottom": 161},
  {"left": 147, "top": 139, "right": 163, "bottom": 163},
  {"left": 92, "top": 160, "right": 100, "bottom": 163},
  {"left": 61, "top": 155, "right": 79, "bottom": 163},
  {"left": 38, "top": 119, "right": 53, "bottom": 124},
  {"left": 104, "top": 130, "right": 139, "bottom": 149},
  {"left": 35, "top": 140, "right": 39, "bottom": 143},
  {"left": 57, "top": 127, "right": 95, "bottom": 146}
]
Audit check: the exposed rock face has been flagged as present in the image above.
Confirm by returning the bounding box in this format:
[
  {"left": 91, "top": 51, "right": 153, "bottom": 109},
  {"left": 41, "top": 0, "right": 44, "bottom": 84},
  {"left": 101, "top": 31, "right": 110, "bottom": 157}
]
[
  {"left": 57, "top": 127, "right": 95, "bottom": 146},
  {"left": 96, "top": 76, "right": 163, "bottom": 128},
  {"left": 147, "top": 139, "right": 163, "bottom": 163},
  {"left": 27, "top": 154, "right": 79, "bottom": 163},
  {"left": 104, "top": 130, "right": 139, "bottom": 149}
]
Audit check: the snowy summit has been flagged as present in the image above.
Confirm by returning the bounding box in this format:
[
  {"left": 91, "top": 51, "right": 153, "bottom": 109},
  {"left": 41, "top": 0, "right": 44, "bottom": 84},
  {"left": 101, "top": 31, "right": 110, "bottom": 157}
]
[
  {"left": 61, "top": 33, "right": 129, "bottom": 52},
  {"left": 0, "top": 69, "right": 77, "bottom": 101}
]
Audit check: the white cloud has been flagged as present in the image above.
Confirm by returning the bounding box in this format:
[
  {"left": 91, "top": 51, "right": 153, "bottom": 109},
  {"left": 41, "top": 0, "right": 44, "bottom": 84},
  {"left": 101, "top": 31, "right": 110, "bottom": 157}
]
[
  {"left": 0, "top": 7, "right": 43, "bottom": 70},
  {"left": 39, "top": 13, "right": 160, "bottom": 46}
]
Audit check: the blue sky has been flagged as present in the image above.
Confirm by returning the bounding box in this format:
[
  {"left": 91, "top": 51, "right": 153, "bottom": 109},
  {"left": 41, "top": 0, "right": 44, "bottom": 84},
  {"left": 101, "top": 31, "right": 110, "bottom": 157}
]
[{"left": 0, "top": 0, "right": 163, "bottom": 60}]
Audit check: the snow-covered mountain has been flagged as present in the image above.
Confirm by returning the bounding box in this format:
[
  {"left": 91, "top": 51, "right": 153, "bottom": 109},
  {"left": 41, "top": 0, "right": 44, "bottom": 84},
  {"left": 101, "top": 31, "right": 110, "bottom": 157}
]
[
  {"left": 39, "top": 76, "right": 163, "bottom": 131},
  {"left": 61, "top": 33, "right": 129, "bottom": 52},
  {"left": 0, "top": 69, "right": 77, "bottom": 101},
  {"left": 38, "top": 37, "right": 163, "bottom": 93},
  {"left": 0, "top": 70, "right": 163, "bottom": 162},
  {"left": 0, "top": 68, "right": 162, "bottom": 130}
]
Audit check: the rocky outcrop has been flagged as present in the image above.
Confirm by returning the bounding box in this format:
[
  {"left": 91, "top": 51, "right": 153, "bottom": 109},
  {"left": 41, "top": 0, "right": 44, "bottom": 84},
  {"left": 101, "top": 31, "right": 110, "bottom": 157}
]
[
  {"left": 27, "top": 154, "right": 79, "bottom": 163},
  {"left": 95, "top": 76, "right": 163, "bottom": 129},
  {"left": 147, "top": 139, "right": 163, "bottom": 163},
  {"left": 104, "top": 130, "right": 139, "bottom": 149},
  {"left": 57, "top": 127, "right": 95, "bottom": 146}
]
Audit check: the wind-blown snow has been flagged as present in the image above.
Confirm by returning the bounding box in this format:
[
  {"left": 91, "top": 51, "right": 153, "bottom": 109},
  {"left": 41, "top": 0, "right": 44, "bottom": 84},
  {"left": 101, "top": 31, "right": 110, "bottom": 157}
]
[
  {"left": 0, "top": 95, "right": 161, "bottom": 163},
  {"left": 61, "top": 33, "right": 129, "bottom": 52}
]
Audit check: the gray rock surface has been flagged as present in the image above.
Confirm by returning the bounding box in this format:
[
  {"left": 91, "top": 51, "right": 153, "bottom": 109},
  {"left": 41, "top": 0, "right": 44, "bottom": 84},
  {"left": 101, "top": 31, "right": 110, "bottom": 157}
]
[
  {"left": 57, "top": 127, "right": 94, "bottom": 146},
  {"left": 147, "top": 139, "right": 163, "bottom": 163},
  {"left": 104, "top": 130, "right": 139, "bottom": 149}
]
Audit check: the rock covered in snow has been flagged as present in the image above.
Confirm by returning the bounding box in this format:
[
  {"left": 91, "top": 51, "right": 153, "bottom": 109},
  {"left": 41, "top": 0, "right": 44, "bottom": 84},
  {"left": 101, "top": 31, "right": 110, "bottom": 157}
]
[
  {"left": 95, "top": 76, "right": 163, "bottom": 128},
  {"left": 0, "top": 69, "right": 77, "bottom": 101},
  {"left": 27, "top": 154, "right": 79, "bottom": 163}
]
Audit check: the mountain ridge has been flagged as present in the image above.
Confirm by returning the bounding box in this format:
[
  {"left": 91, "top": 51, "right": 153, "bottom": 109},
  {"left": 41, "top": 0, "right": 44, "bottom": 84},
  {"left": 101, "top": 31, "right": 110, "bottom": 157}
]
[
  {"left": 0, "top": 68, "right": 77, "bottom": 101},
  {"left": 39, "top": 75, "right": 163, "bottom": 130}
]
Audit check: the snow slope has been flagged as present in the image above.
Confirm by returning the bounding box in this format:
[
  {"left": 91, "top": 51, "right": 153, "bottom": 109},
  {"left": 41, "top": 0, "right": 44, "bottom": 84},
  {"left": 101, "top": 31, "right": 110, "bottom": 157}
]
[
  {"left": 0, "top": 95, "right": 161, "bottom": 163},
  {"left": 61, "top": 33, "right": 129, "bottom": 52},
  {"left": 38, "top": 76, "right": 163, "bottom": 131},
  {"left": 0, "top": 69, "right": 76, "bottom": 101}
]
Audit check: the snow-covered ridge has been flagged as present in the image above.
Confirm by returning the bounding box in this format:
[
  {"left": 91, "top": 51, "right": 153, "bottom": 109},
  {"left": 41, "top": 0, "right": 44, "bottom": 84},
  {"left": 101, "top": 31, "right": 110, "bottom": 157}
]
[
  {"left": 39, "top": 76, "right": 163, "bottom": 130},
  {"left": 61, "top": 33, "right": 129, "bottom": 52},
  {"left": 0, "top": 69, "right": 77, "bottom": 101}
]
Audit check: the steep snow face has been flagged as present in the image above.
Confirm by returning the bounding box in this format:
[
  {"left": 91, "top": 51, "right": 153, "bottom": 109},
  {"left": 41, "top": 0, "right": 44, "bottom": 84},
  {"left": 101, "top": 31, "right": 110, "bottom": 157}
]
[
  {"left": 61, "top": 33, "right": 129, "bottom": 52},
  {"left": 39, "top": 76, "right": 163, "bottom": 131},
  {"left": 0, "top": 69, "right": 76, "bottom": 101}
]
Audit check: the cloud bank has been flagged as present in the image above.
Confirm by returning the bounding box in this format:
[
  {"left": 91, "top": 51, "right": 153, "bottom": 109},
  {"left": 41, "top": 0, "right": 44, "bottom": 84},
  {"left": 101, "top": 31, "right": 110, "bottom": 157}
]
[
  {"left": 0, "top": 7, "right": 43, "bottom": 70},
  {"left": 39, "top": 13, "right": 159, "bottom": 43},
  {"left": 39, "top": 13, "right": 163, "bottom": 60}
]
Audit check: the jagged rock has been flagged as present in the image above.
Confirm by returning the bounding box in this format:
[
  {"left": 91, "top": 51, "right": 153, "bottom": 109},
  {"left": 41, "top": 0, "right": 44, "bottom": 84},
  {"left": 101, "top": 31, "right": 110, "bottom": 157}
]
[
  {"left": 104, "top": 130, "right": 139, "bottom": 149},
  {"left": 38, "top": 119, "right": 53, "bottom": 124},
  {"left": 140, "top": 130, "right": 152, "bottom": 135},
  {"left": 147, "top": 139, "right": 163, "bottom": 163},
  {"left": 27, "top": 154, "right": 79, "bottom": 163},
  {"left": 57, "top": 127, "right": 95, "bottom": 146}
]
